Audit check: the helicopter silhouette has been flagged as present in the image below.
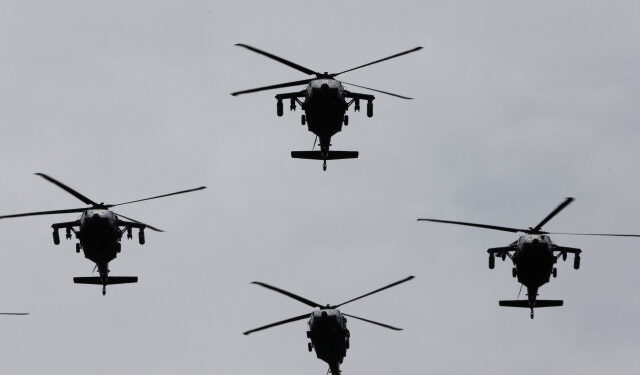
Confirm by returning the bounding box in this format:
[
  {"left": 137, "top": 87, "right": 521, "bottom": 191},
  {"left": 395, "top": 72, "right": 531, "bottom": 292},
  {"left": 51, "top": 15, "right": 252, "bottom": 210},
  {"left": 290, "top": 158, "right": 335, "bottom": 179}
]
[
  {"left": 244, "top": 276, "right": 414, "bottom": 374},
  {"left": 0, "top": 173, "right": 206, "bottom": 295},
  {"left": 418, "top": 198, "right": 640, "bottom": 318},
  {"left": 232, "top": 44, "right": 422, "bottom": 170}
]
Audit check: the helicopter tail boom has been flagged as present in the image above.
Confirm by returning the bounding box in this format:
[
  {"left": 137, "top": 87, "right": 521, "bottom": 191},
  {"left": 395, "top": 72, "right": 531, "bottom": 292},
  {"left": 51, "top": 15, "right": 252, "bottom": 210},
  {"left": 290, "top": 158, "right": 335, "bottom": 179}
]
[
  {"left": 291, "top": 151, "right": 359, "bottom": 160},
  {"left": 499, "top": 300, "right": 563, "bottom": 308},
  {"left": 73, "top": 276, "right": 138, "bottom": 285}
]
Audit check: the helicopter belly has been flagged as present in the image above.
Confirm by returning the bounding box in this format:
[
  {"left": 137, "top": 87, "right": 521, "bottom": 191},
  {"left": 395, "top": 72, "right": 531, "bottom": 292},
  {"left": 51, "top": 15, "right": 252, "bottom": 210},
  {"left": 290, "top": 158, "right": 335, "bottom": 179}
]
[
  {"left": 79, "top": 227, "right": 121, "bottom": 264},
  {"left": 81, "top": 241, "right": 119, "bottom": 264},
  {"left": 310, "top": 330, "right": 347, "bottom": 364},
  {"left": 305, "top": 98, "right": 346, "bottom": 136},
  {"left": 515, "top": 250, "right": 554, "bottom": 287}
]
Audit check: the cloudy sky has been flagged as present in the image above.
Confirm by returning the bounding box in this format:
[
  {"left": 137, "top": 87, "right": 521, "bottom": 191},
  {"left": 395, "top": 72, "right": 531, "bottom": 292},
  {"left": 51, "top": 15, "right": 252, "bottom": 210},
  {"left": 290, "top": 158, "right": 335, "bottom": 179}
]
[{"left": 0, "top": 1, "right": 639, "bottom": 374}]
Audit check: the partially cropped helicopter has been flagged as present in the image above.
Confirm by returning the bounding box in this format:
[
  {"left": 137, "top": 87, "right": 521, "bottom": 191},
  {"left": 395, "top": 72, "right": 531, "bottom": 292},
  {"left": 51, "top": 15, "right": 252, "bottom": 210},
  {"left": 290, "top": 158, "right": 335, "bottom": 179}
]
[
  {"left": 418, "top": 198, "right": 640, "bottom": 318},
  {"left": 232, "top": 44, "right": 422, "bottom": 170},
  {"left": 244, "top": 276, "right": 414, "bottom": 375},
  {"left": 0, "top": 173, "right": 206, "bottom": 295}
]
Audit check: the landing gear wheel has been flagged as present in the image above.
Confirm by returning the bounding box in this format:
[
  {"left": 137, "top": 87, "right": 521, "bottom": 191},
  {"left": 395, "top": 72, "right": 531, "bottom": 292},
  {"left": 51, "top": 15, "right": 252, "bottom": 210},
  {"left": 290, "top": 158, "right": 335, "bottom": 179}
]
[
  {"left": 343, "top": 115, "right": 349, "bottom": 126},
  {"left": 308, "top": 342, "right": 312, "bottom": 352},
  {"left": 322, "top": 161, "right": 327, "bottom": 171},
  {"left": 102, "top": 287, "right": 106, "bottom": 296},
  {"left": 301, "top": 114, "right": 306, "bottom": 125},
  {"left": 530, "top": 312, "right": 534, "bottom": 319},
  {"left": 512, "top": 267, "right": 517, "bottom": 278},
  {"left": 76, "top": 243, "right": 81, "bottom": 253},
  {"left": 552, "top": 268, "right": 557, "bottom": 278}
]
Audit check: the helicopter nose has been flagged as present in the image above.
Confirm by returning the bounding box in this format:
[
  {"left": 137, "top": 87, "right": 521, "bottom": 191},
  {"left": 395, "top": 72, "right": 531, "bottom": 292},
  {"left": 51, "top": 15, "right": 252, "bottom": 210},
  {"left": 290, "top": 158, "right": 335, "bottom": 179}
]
[{"left": 522, "top": 238, "right": 541, "bottom": 251}]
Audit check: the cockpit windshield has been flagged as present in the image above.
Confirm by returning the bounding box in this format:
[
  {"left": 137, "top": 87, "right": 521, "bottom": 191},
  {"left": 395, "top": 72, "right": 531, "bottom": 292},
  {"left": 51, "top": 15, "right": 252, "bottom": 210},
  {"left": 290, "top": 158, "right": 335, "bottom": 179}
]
[
  {"left": 310, "top": 79, "right": 342, "bottom": 89},
  {"left": 83, "top": 209, "right": 113, "bottom": 219}
]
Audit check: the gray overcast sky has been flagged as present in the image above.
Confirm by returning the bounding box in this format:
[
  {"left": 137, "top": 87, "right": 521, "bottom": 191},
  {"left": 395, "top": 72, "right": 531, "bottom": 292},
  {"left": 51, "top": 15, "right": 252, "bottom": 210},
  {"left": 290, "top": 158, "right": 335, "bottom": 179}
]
[{"left": 0, "top": 1, "right": 639, "bottom": 374}]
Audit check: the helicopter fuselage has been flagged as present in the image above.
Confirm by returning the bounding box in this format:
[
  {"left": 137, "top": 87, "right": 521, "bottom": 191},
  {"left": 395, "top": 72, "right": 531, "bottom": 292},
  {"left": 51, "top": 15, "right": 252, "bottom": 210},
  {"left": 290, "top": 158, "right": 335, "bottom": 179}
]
[
  {"left": 51, "top": 207, "right": 149, "bottom": 291},
  {"left": 512, "top": 234, "right": 556, "bottom": 289},
  {"left": 51, "top": 207, "right": 149, "bottom": 294},
  {"left": 75, "top": 209, "right": 122, "bottom": 266},
  {"left": 244, "top": 276, "right": 413, "bottom": 372},
  {"left": 233, "top": 43, "right": 421, "bottom": 170},
  {"left": 303, "top": 79, "right": 348, "bottom": 148},
  {"left": 0, "top": 172, "right": 204, "bottom": 295},
  {"left": 307, "top": 308, "right": 349, "bottom": 375},
  {"left": 419, "top": 197, "right": 623, "bottom": 318},
  {"left": 276, "top": 78, "right": 374, "bottom": 157},
  {"left": 488, "top": 232, "right": 581, "bottom": 316}
]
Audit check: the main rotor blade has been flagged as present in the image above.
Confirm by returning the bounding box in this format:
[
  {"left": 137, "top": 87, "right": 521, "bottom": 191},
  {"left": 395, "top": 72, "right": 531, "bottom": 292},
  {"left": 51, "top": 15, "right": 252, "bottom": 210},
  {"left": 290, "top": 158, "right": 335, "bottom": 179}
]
[
  {"left": 113, "top": 212, "right": 164, "bottom": 232},
  {"left": 332, "top": 46, "right": 423, "bottom": 76},
  {"left": 251, "top": 282, "right": 322, "bottom": 308},
  {"left": 342, "top": 313, "right": 402, "bottom": 331},
  {"left": 547, "top": 232, "right": 640, "bottom": 238},
  {"left": 109, "top": 186, "right": 206, "bottom": 207},
  {"left": 417, "top": 218, "right": 525, "bottom": 233},
  {"left": 342, "top": 81, "right": 413, "bottom": 100},
  {"left": 332, "top": 276, "right": 414, "bottom": 308},
  {"left": 0, "top": 208, "right": 86, "bottom": 219},
  {"left": 532, "top": 197, "right": 575, "bottom": 232},
  {"left": 235, "top": 43, "right": 319, "bottom": 76},
  {"left": 35, "top": 173, "right": 97, "bottom": 206},
  {"left": 0, "top": 313, "right": 28, "bottom": 315},
  {"left": 231, "top": 79, "right": 312, "bottom": 96},
  {"left": 243, "top": 313, "right": 310, "bottom": 335}
]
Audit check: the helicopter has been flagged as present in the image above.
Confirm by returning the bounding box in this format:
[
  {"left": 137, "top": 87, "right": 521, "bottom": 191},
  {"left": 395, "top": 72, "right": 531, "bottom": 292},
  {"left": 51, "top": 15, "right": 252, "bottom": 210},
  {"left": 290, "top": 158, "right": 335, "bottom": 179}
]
[
  {"left": 418, "top": 198, "right": 640, "bottom": 318},
  {"left": 243, "top": 276, "right": 414, "bottom": 375},
  {"left": 0, "top": 173, "right": 206, "bottom": 295},
  {"left": 231, "top": 43, "right": 422, "bottom": 171}
]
